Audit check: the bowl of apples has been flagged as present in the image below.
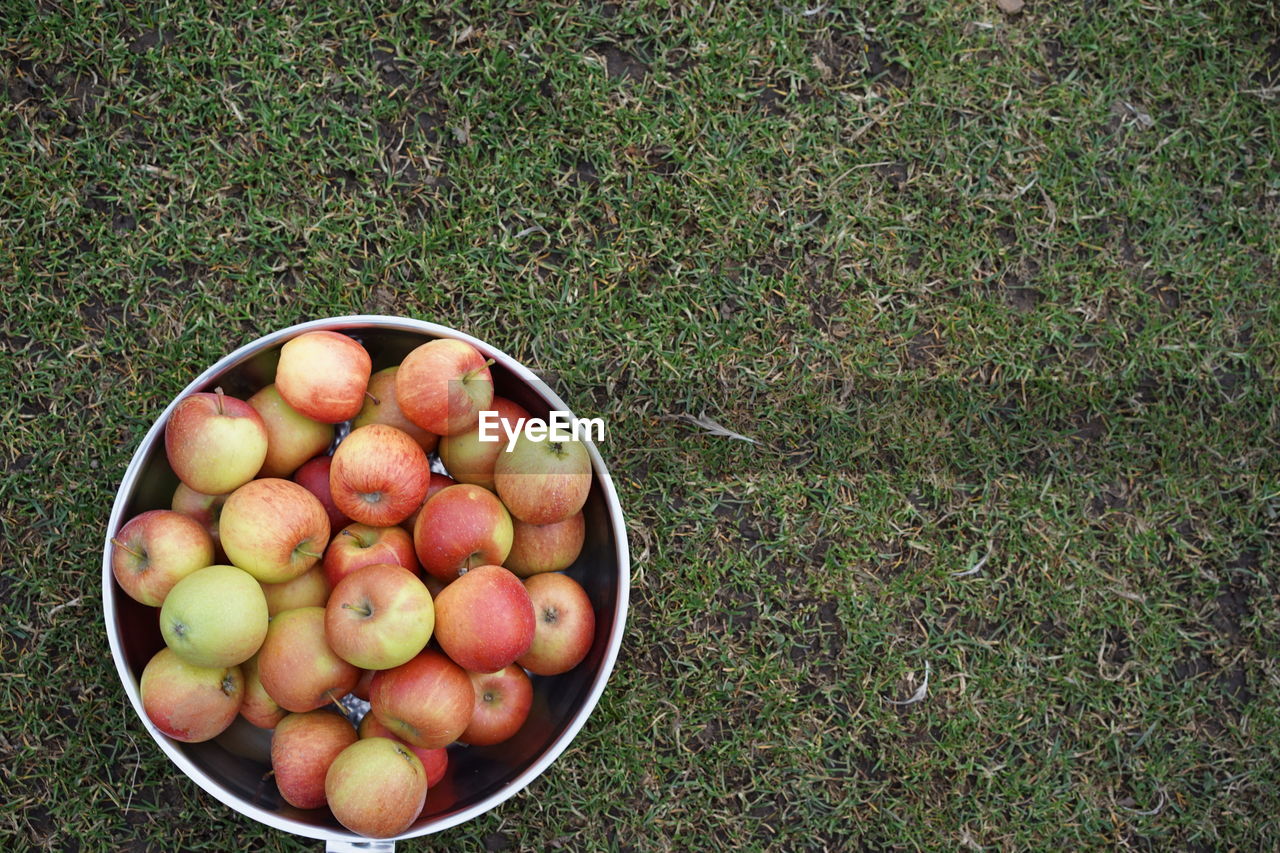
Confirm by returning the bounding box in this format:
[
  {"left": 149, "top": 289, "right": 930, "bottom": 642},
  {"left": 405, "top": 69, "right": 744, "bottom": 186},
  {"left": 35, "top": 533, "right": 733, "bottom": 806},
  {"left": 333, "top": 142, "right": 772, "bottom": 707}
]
[{"left": 103, "top": 316, "right": 629, "bottom": 849}]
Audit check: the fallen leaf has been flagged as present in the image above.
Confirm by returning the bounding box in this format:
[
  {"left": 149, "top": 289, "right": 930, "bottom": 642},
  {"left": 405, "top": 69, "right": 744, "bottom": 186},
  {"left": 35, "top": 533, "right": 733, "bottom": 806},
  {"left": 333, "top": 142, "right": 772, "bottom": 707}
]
[{"left": 996, "top": 0, "right": 1025, "bottom": 14}]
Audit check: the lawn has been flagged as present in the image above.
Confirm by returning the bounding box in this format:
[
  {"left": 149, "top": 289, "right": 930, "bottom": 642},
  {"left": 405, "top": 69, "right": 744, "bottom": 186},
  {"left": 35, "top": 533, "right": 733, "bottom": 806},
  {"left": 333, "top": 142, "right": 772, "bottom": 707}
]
[{"left": 2, "top": 0, "right": 1278, "bottom": 849}]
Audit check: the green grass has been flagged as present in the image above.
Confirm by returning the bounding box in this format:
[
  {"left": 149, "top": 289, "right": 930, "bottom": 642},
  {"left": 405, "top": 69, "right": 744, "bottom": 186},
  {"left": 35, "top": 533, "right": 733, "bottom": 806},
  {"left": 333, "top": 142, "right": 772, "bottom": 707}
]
[{"left": 2, "top": 0, "right": 1278, "bottom": 849}]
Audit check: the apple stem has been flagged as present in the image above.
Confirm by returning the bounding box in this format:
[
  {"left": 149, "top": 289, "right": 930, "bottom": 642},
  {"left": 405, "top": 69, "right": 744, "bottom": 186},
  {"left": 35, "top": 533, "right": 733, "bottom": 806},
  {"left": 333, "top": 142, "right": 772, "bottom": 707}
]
[
  {"left": 326, "top": 689, "right": 356, "bottom": 719},
  {"left": 461, "top": 358, "right": 496, "bottom": 383},
  {"left": 110, "top": 537, "right": 143, "bottom": 560},
  {"left": 295, "top": 544, "right": 323, "bottom": 559},
  {"left": 214, "top": 386, "right": 226, "bottom": 415},
  {"left": 365, "top": 390, "right": 381, "bottom": 406}
]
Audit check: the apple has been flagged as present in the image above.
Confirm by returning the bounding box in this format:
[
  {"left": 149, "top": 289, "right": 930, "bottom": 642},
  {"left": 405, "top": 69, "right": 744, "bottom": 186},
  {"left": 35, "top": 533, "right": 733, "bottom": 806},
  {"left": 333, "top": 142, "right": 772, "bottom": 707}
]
[
  {"left": 323, "top": 523, "right": 417, "bottom": 587},
  {"left": 240, "top": 651, "right": 286, "bottom": 729},
  {"left": 257, "top": 606, "right": 360, "bottom": 713},
  {"left": 351, "top": 667, "right": 375, "bottom": 702},
  {"left": 170, "top": 482, "right": 228, "bottom": 561},
  {"left": 413, "top": 484, "right": 512, "bottom": 583},
  {"left": 271, "top": 710, "right": 358, "bottom": 809},
  {"left": 325, "top": 738, "right": 426, "bottom": 838},
  {"left": 140, "top": 647, "right": 244, "bottom": 743},
  {"left": 325, "top": 564, "right": 435, "bottom": 670},
  {"left": 358, "top": 714, "right": 448, "bottom": 788},
  {"left": 260, "top": 564, "right": 331, "bottom": 616},
  {"left": 437, "top": 397, "right": 530, "bottom": 490},
  {"left": 504, "top": 511, "right": 585, "bottom": 578},
  {"left": 518, "top": 572, "right": 596, "bottom": 676},
  {"left": 353, "top": 367, "right": 439, "bottom": 453},
  {"left": 110, "top": 509, "right": 214, "bottom": 607},
  {"left": 395, "top": 339, "right": 493, "bottom": 436},
  {"left": 398, "top": 472, "right": 456, "bottom": 536},
  {"left": 293, "top": 455, "right": 351, "bottom": 533},
  {"left": 432, "top": 564, "right": 534, "bottom": 673},
  {"left": 275, "top": 330, "right": 372, "bottom": 424},
  {"left": 220, "top": 478, "right": 330, "bottom": 584},
  {"left": 160, "top": 564, "right": 269, "bottom": 668},
  {"left": 329, "top": 424, "right": 430, "bottom": 527},
  {"left": 165, "top": 387, "right": 269, "bottom": 495},
  {"left": 369, "top": 649, "right": 473, "bottom": 749},
  {"left": 247, "top": 384, "right": 335, "bottom": 478},
  {"left": 459, "top": 664, "right": 533, "bottom": 747},
  {"left": 494, "top": 433, "right": 592, "bottom": 525}
]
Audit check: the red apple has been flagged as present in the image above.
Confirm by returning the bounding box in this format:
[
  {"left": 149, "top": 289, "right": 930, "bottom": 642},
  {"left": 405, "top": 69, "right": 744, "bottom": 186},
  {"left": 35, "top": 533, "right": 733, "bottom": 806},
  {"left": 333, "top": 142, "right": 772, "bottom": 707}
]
[
  {"left": 330, "top": 424, "right": 431, "bottom": 527},
  {"left": 275, "top": 330, "right": 372, "bottom": 424},
  {"left": 413, "top": 484, "right": 512, "bottom": 583},
  {"left": 369, "top": 649, "right": 473, "bottom": 749},
  {"left": 353, "top": 367, "right": 439, "bottom": 453},
  {"left": 518, "top": 572, "right": 596, "bottom": 676},
  {"left": 271, "top": 709, "right": 358, "bottom": 809},
  {"left": 220, "top": 478, "right": 330, "bottom": 584},
  {"left": 165, "top": 387, "right": 268, "bottom": 495},
  {"left": 325, "top": 738, "right": 426, "bottom": 838},
  {"left": 248, "top": 384, "right": 335, "bottom": 478},
  {"left": 257, "top": 606, "right": 360, "bottom": 713},
  {"left": 324, "top": 523, "right": 417, "bottom": 587},
  {"left": 260, "top": 564, "right": 331, "bottom": 616},
  {"left": 240, "top": 651, "right": 286, "bottom": 729},
  {"left": 504, "top": 511, "right": 585, "bottom": 578},
  {"left": 437, "top": 397, "right": 530, "bottom": 490},
  {"left": 494, "top": 433, "right": 591, "bottom": 525},
  {"left": 395, "top": 339, "right": 493, "bottom": 436},
  {"left": 399, "top": 473, "right": 456, "bottom": 536},
  {"left": 432, "top": 564, "right": 534, "bottom": 673},
  {"left": 170, "top": 483, "right": 228, "bottom": 561},
  {"left": 111, "top": 509, "right": 214, "bottom": 607},
  {"left": 140, "top": 647, "right": 244, "bottom": 743},
  {"left": 351, "top": 667, "right": 376, "bottom": 702},
  {"left": 358, "top": 714, "right": 448, "bottom": 788},
  {"left": 293, "top": 455, "right": 351, "bottom": 533},
  {"left": 325, "top": 564, "right": 435, "bottom": 670},
  {"left": 459, "top": 664, "right": 533, "bottom": 747}
]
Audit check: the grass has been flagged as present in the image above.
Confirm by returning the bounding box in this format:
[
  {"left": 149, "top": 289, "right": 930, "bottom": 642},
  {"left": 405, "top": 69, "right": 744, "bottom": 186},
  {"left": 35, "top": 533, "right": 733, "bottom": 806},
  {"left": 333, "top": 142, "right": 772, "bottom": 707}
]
[{"left": 2, "top": 0, "right": 1278, "bottom": 849}]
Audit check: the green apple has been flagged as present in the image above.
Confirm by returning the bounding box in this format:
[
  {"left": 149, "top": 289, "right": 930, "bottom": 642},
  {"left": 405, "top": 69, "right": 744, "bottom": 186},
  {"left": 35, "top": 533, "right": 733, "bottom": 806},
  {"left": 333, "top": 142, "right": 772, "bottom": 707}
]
[{"left": 160, "top": 564, "right": 269, "bottom": 668}]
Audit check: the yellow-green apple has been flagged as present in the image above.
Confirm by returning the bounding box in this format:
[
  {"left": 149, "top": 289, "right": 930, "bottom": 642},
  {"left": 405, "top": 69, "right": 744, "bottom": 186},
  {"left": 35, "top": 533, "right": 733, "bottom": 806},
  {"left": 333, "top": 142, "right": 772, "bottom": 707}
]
[
  {"left": 293, "top": 454, "right": 351, "bottom": 533},
  {"left": 398, "top": 473, "right": 456, "bottom": 536},
  {"left": 369, "top": 649, "right": 473, "bottom": 749},
  {"left": 140, "top": 647, "right": 244, "bottom": 743},
  {"left": 432, "top": 564, "right": 534, "bottom": 673},
  {"left": 395, "top": 339, "right": 493, "bottom": 436},
  {"left": 353, "top": 367, "right": 439, "bottom": 453},
  {"left": 240, "top": 651, "right": 286, "bottom": 729},
  {"left": 165, "top": 387, "right": 269, "bottom": 495},
  {"left": 275, "top": 330, "right": 372, "bottom": 424},
  {"left": 170, "top": 482, "right": 228, "bottom": 562},
  {"left": 329, "top": 424, "right": 430, "bottom": 527},
  {"left": 247, "top": 384, "right": 335, "bottom": 478},
  {"left": 504, "top": 511, "right": 585, "bottom": 578},
  {"left": 220, "top": 478, "right": 330, "bottom": 584},
  {"left": 325, "top": 737, "right": 426, "bottom": 838},
  {"left": 413, "top": 485, "right": 512, "bottom": 583},
  {"left": 111, "top": 509, "right": 214, "bottom": 607},
  {"left": 437, "top": 397, "right": 530, "bottom": 490},
  {"left": 260, "top": 564, "right": 331, "bottom": 616},
  {"left": 358, "top": 714, "right": 449, "bottom": 788},
  {"left": 271, "top": 710, "right": 358, "bottom": 809},
  {"left": 325, "top": 564, "right": 435, "bottom": 670},
  {"left": 459, "top": 664, "right": 532, "bottom": 747},
  {"left": 518, "top": 572, "right": 596, "bottom": 676},
  {"left": 160, "top": 565, "right": 269, "bottom": 668},
  {"left": 323, "top": 523, "right": 417, "bottom": 587},
  {"left": 493, "top": 433, "right": 591, "bottom": 525},
  {"left": 257, "top": 606, "right": 360, "bottom": 713}
]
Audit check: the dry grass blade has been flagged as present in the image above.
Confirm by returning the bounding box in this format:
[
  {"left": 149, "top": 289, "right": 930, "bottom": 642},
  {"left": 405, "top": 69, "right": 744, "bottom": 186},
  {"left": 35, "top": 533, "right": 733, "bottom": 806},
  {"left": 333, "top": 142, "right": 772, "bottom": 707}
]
[{"left": 675, "top": 411, "right": 759, "bottom": 444}]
